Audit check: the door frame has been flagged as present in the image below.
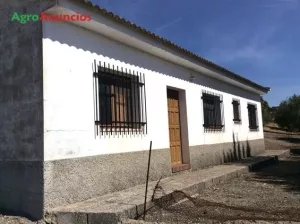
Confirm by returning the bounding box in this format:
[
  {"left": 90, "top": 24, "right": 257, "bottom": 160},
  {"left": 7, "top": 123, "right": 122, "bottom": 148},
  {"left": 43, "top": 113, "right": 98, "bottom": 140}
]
[
  {"left": 166, "top": 87, "right": 190, "bottom": 172},
  {"left": 167, "top": 88, "right": 183, "bottom": 165}
]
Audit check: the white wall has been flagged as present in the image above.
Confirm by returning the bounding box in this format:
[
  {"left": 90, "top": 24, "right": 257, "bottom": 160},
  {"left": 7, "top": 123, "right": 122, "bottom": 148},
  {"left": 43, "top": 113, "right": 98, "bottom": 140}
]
[{"left": 42, "top": 20, "right": 264, "bottom": 161}]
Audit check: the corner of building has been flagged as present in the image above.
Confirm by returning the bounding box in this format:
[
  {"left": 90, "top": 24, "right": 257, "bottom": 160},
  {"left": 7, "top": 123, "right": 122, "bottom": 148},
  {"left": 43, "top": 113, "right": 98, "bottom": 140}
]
[{"left": 0, "top": 0, "right": 55, "bottom": 220}]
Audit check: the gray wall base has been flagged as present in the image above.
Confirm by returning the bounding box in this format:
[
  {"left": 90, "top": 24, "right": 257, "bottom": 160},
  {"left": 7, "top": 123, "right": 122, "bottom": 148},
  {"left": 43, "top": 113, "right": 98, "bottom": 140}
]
[
  {"left": 0, "top": 139, "right": 265, "bottom": 220},
  {"left": 44, "top": 138, "right": 265, "bottom": 210},
  {"left": 0, "top": 161, "right": 44, "bottom": 220},
  {"left": 44, "top": 148, "right": 172, "bottom": 209},
  {"left": 190, "top": 139, "right": 265, "bottom": 170}
]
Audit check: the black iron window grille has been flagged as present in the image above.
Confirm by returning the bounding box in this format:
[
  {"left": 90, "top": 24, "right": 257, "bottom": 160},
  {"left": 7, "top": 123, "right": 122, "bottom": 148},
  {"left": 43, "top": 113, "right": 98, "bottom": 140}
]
[
  {"left": 232, "top": 100, "right": 241, "bottom": 123},
  {"left": 93, "top": 61, "right": 147, "bottom": 136},
  {"left": 247, "top": 104, "right": 258, "bottom": 130},
  {"left": 201, "top": 91, "right": 224, "bottom": 132}
]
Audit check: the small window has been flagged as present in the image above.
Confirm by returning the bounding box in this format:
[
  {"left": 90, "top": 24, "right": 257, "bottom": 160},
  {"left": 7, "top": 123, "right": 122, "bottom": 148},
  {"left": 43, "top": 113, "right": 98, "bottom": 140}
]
[
  {"left": 94, "top": 62, "right": 147, "bottom": 135},
  {"left": 247, "top": 104, "right": 258, "bottom": 130},
  {"left": 232, "top": 100, "right": 241, "bottom": 123},
  {"left": 202, "top": 91, "right": 224, "bottom": 131}
]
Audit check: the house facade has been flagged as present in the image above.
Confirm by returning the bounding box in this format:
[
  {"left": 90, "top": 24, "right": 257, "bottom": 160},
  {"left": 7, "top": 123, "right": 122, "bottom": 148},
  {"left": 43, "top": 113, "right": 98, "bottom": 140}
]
[{"left": 0, "top": 0, "right": 269, "bottom": 220}]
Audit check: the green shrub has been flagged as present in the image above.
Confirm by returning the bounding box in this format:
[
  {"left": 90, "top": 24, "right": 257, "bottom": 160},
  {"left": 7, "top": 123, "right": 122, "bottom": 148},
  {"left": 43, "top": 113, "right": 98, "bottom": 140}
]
[
  {"left": 261, "top": 97, "right": 271, "bottom": 125},
  {"left": 275, "top": 94, "right": 300, "bottom": 132}
]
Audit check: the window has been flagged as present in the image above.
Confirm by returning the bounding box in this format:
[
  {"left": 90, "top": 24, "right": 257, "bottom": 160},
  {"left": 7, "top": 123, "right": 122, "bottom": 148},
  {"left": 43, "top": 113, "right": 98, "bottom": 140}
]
[
  {"left": 202, "top": 91, "right": 224, "bottom": 131},
  {"left": 247, "top": 104, "right": 258, "bottom": 130},
  {"left": 232, "top": 99, "right": 241, "bottom": 123},
  {"left": 94, "top": 62, "right": 147, "bottom": 135}
]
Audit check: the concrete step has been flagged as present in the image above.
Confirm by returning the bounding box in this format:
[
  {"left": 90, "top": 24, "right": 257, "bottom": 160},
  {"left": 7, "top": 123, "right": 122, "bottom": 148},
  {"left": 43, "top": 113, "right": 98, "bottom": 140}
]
[
  {"left": 47, "top": 150, "right": 290, "bottom": 224},
  {"left": 290, "top": 148, "right": 300, "bottom": 155}
]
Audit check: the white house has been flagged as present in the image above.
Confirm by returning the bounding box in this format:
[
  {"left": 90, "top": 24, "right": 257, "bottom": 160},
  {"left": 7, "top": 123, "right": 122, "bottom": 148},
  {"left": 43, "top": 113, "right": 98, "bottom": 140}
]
[{"left": 0, "top": 0, "right": 270, "bottom": 220}]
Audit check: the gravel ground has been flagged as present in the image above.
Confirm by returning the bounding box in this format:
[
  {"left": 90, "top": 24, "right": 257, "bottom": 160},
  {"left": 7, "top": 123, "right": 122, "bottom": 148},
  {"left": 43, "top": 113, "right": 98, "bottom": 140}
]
[
  {"left": 142, "top": 156, "right": 300, "bottom": 224},
  {"left": 0, "top": 216, "right": 36, "bottom": 224},
  {"left": 1, "top": 129, "right": 300, "bottom": 224}
]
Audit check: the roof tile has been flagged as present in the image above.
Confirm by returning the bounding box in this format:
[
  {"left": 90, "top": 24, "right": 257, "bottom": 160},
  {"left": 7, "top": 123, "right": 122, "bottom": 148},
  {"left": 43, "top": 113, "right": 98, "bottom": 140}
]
[{"left": 72, "top": 0, "right": 270, "bottom": 93}]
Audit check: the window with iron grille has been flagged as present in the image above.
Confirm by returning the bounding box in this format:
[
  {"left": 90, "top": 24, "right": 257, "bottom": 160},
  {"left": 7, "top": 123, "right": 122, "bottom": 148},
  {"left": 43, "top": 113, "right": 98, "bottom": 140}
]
[
  {"left": 247, "top": 104, "right": 258, "bottom": 130},
  {"left": 201, "top": 91, "right": 224, "bottom": 131},
  {"left": 232, "top": 99, "right": 241, "bottom": 123},
  {"left": 93, "top": 61, "right": 147, "bottom": 136}
]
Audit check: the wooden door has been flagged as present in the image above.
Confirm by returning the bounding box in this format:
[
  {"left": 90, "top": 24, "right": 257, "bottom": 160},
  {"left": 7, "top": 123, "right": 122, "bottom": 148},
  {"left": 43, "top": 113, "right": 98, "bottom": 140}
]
[{"left": 167, "top": 89, "right": 182, "bottom": 165}]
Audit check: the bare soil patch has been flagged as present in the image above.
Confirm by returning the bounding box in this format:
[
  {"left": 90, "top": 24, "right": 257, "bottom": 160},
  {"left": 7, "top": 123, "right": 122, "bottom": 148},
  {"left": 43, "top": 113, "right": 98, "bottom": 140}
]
[
  {"left": 143, "top": 156, "right": 300, "bottom": 223},
  {"left": 142, "top": 125, "right": 300, "bottom": 223},
  {"left": 264, "top": 124, "right": 300, "bottom": 151},
  {"left": 0, "top": 216, "right": 36, "bottom": 224}
]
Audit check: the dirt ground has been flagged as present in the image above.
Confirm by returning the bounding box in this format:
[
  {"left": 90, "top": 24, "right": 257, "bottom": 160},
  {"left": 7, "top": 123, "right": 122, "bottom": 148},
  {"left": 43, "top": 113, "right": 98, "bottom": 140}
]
[
  {"left": 141, "top": 128, "right": 300, "bottom": 223},
  {"left": 1, "top": 129, "right": 300, "bottom": 224},
  {"left": 264, "top": 124, "right": 300, "bottom": 151},
  {"left": 142, "top": 155, "right": 300, "bottom": 223},
  {"left": 0, "top": 216, "right": 37, "bottom": 224}
]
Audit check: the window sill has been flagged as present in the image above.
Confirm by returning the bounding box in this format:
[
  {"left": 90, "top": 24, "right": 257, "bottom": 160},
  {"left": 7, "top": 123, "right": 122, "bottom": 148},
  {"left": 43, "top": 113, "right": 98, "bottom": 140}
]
[
  {"left": 204, "top": 127, "right": 224, "bottom": 133},
  {"left": 95, "top": 122, "right": 147, "bottom": 135},
  {"left": 98, "top": 128, "right": 145, "bottom": 132},
  {"left": 249, "top": 127, "right": 259, "bottom": 132},
  {"left": 203, "top": 124, "right": 224, "bottom": 128},
  {"left": 96, "top": 122, "right": 146, "bottom": 129},
  {"left": 233, "top": 119, "right": 241, "bottom": 124},
  {"left": 204, "top": 128, "right": 224, "bottom": 131}
]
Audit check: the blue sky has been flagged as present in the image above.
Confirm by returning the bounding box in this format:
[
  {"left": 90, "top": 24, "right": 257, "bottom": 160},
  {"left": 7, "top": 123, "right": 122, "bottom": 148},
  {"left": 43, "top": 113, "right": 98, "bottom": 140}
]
[{"left": 93, "top": 0, "right": 300, "bottom": 106}]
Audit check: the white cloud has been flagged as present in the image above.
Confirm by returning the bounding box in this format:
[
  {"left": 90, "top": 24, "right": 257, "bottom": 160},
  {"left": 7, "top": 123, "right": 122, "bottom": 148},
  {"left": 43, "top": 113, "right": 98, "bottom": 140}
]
[
  {"left": 259, "top": 0, "right": 299, "bottom": 11},
  {"left": 208, "top": 45, "right": 276, "bottom": 63},
  {"left": 205, "top": 25, "right": 281, "bottom": 65},
  {"left": 202, "top": 3, "right": 292, "bottom": 66},
  {"left": 155, "top": 17, "right": 182, "bottom": 34},
  {"left": 201, "top": 0, "right": 299, "bottom": 65}
]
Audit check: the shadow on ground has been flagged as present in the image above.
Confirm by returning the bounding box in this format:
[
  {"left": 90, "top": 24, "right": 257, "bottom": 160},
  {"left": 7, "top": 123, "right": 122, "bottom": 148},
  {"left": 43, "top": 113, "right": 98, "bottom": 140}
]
[
  {"left": 250, "top": 156, "right": 300, "bottom": 193},
  {"left": 142, "top": 156, "right": 300, "bottom": 223},
  {"left": 277, "top": 137, "right": 300, "bottom": 143}
]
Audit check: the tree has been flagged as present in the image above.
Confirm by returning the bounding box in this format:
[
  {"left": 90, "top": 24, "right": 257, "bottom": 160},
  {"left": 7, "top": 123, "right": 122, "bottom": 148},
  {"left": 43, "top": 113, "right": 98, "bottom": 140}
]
[
  {"left": 261, "top": 96, "right": 271, "bottom": 125},
  {"left": 269, "top": 106, "right": 278, "bottom": 121},
  {"left": 275, "top": 94, "right": 300, "bottom": 132}
]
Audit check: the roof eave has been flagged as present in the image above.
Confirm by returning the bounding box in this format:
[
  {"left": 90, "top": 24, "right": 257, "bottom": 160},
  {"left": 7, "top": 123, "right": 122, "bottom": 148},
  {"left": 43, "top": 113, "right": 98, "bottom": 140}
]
[{"left": 51, "top": 0, "right": 270, "bottom": 95}]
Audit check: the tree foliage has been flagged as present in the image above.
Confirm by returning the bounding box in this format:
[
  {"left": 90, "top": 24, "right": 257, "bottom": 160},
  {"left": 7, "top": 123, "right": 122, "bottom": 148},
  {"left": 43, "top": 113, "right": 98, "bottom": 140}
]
[
  {"left": 261, "top": 96, "right": 271, "bottom": 125},
  {"left": 275, "top": 94, "right": 300, "bottom": 132}
]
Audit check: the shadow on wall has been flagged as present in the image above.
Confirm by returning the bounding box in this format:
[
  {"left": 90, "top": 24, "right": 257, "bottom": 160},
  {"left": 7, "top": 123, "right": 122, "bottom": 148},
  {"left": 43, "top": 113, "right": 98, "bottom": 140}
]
[
  {"left": 223, "top": 133, "right": 251, "bottom": 163},
  {"left": 44, "top": 21, "right": 260, "bottom": 101}
]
